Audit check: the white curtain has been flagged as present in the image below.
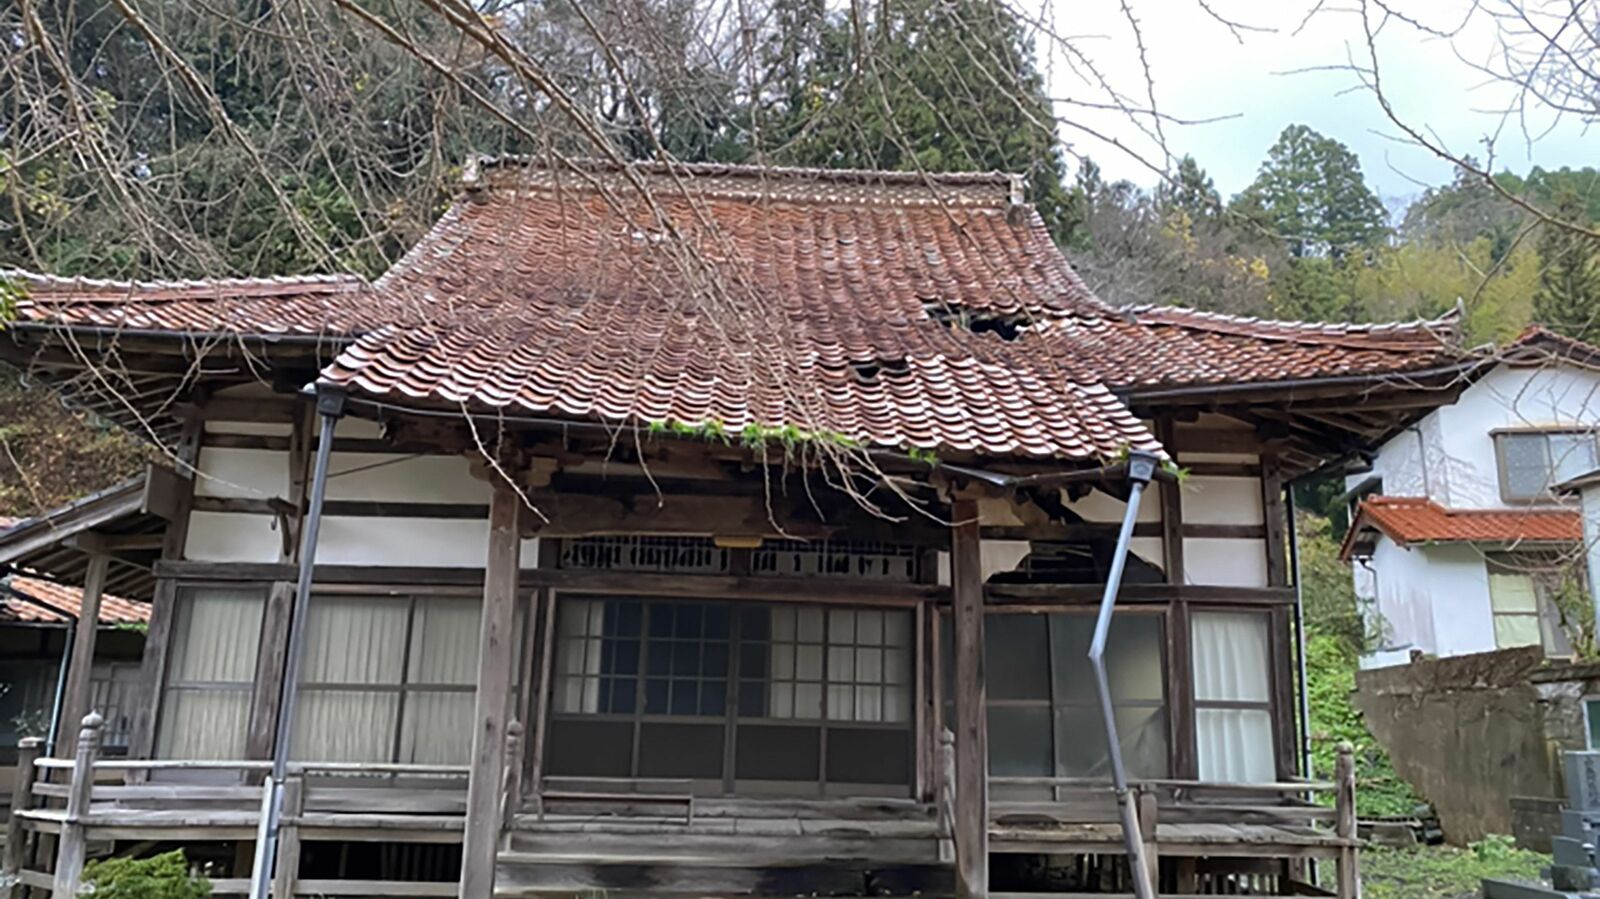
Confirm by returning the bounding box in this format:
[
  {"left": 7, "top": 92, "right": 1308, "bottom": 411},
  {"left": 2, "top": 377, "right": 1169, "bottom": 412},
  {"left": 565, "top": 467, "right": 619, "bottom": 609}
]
[
  {"left": 400, "top": 598, "right": 480, "bottom": 763},
  {"left": 553, "top": 598, "right": 606, "bottom": 713},
  {"left": 157, "top": 587, "right": 265, "bottom": 760},
  {"left": 1191, "top": 611, "right": 1275, "bottom": 784},
  {"left": 292, "top": 596, "right": 407, "bottom": 762}
]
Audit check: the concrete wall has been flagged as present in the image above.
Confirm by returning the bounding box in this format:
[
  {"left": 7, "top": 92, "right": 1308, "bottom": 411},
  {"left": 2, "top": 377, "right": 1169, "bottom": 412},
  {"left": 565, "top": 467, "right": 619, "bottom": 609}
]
[{"left": 1355, "top": 646, "right": 1564, "bottom": 844}]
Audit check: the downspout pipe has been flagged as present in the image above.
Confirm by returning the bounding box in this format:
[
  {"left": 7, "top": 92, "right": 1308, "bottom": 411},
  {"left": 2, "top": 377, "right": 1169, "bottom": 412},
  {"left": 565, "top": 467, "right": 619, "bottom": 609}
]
[
  {"left": 1089, "top": 449, "right": 1160, "bottom": 899},
  {"left": 248, "top": 386, "right": 345, "bottom": 899}
]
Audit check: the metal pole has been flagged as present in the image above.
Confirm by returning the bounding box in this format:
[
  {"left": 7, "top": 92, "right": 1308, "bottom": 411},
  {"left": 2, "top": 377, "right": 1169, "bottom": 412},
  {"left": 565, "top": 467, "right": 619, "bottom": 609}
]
[
  {"left": 248, "top": 389, "right": 343, "bottom": 899},
  {"left": 46, "top": 620, "right": 73, "bottom": 755},
  {"left": 1088, "top": 450, "right": 1159, "bottom": 899}
]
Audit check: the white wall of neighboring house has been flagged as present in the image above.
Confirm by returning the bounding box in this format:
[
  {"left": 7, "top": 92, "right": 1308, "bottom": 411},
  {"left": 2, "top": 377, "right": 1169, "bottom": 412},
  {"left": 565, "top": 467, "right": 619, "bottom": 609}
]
[{"left": 1349, "top": 359, "right": 1600, "bottom": 669}]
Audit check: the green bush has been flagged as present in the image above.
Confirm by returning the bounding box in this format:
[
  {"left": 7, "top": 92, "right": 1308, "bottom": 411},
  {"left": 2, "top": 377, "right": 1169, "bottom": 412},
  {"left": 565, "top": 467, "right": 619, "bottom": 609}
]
[{"left": 81, "top": 851, "right": 209, "bottom": 899}]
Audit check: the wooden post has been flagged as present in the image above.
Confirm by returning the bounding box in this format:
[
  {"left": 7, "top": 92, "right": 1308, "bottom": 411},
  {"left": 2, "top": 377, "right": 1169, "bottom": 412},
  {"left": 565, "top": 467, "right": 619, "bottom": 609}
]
[
  {"left": 1136, "top": 787, "right": 1160, "bottom": 889},
  {"left": 459, "top": 479, "right": 523, "bottom": 899},
  {"left": 937, "top": 728, "right": 956, "bottom": 864},
  {"left": 1335, "top": 741, "right": 1359, "bottom": 899},
  {"left": 56, "top": 554, "right": 109, "bottom": 758},
  {"left": 4, "top": 737, "right": 44, "bottom": 896},
  {"left": 271, "top": 777, "right": 305, "bottom": 899},
  {"left": 52, "top": 713, "right": 103, "bottom": 899},
  {"left": 1156, "top": 417, "right": 1196, "bottom": 781},
  {"left": 949, "top": 495, "right": 987, "bottom": 899},
  {"left": 501, "top": 720, "right": 524, "bottom": 834}
]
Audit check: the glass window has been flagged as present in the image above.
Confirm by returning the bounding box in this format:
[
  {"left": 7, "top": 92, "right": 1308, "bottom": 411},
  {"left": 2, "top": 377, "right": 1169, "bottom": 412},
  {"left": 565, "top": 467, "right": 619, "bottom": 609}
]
[
  {"left": 967, "top": 612, "right": 1167, "bottom": 781},
  {"left": 1487, "top": 567, "right": 1542, "bottom": 649},
  {"left": 1497, "top": 430, "right": 1599, "bottom": 501},
  {"left": 1585, "top": 698, "right": 1600, "bottom": 750},
  {"left": 547, "top": 597, "right": 914, "bottom": 793},
  {"left": 156, "top": 585, "right": 267, "bottom": 760},
  {"left": 1191, "top": 611, "right": 1275, "bottom": 784},
  {"left": 1486, "top": 553, "right": 1577, "bottom": 656},
  {"left": 292, "top": 595, "right": 480, "bottom": 764}
]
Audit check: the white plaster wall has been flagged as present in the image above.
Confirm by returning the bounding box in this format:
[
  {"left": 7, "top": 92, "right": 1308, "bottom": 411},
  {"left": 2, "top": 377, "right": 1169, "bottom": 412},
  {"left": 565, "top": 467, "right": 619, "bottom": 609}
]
[
  {"left": 1424, "top": 544, "right": 1497, "bottom": 657},
  {"left": 1362, "top": 539, "right": 1437, "bottom": 660},
  {"left": 184, "top": 423, "right": 539, "bottom": 567},
  {"left": 1180, "top": 475, "right": 1263, "bottom": 526},
  {"left": 1182, "top": 537, "right": 1267, "bottom": 587},
  {"left": 1068, "top": 484, "right": 1161, "bottom": 524},
  {"left": 1431, "top": 364, "right": 1600, "bottom": 509}
]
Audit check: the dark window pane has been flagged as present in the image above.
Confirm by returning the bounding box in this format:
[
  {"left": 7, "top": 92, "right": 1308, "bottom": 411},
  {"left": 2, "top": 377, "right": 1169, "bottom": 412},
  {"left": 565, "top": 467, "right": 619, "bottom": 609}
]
[
  {"left": 738, "top": 681, "right": 767, "bottom": 717},
  {"left": 645, "top": 678, "right": 669, "bottom": 713},
  {"left": 614, "top": 601, "right": 642, "bottom": 637},
  {"left": 704, "top": 605, "right": 730, "bottom": 639},
  {"left": 701, "top": 681, "right": 726, "bottom": 716},
  {"left": 671, "top": 681, "right": 698, "bottom": 715},
  {"left": 672, "top": 642, "right": 700, "bottom": 676},
  {"left": 639, "top": 723, "right": 724, "bottom": 779},
  {"left": 740, "top": 642, "right": 768, "bottom": 680},
  {"left": 826, "top": 728, "right": 911, "bottom": 785},
  {"left": 675, "top": 605, "right": 703, "bottom": 638},
  {"left": 1106, "top": 617, "right": 1165, "bottom": 704},
  {"left": 704, "top": 643, "right": 729, "bottom": 678},
  {"left": 646, "top": 644, "right": 670, "bottom": 675},
  {"left": 987, "top": 615, "right": 1050, "bottom": 700},
  {"left": 740, "top": 607, "right": 770, "bottom": 641},
  {"left": 648, "top": 605, "right": 673, "bottom": 638},
  {"left": 1049, "top": 614, "right": 1096, "bottom": 703},
  {"left": 609, "top": 678, "right": 636, "bottom": 714},
  {"left": 613, "top": 639, "right": 640, "bottom": 675},
  {"left": 989, "top": 707, "right": 1053, "bottom": 776},
  {"left": 737, "top": 724, "right": 821, "bottom": 781}
]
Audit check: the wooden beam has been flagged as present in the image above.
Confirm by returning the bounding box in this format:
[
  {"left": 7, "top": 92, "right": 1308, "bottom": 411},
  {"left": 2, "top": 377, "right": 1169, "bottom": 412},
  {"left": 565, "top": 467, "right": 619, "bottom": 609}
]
[
  {"left": 983, "top": 584, "right": 1296, "bottom": 605},
  {"left": 459, "top": 480, "right": 523, "bottom": 899},
  {"left": 55, "top": 554, "right": 109, "bottom": 758},
  {"left": 949, "top": 495, "right": 987, "bottom": 899}
]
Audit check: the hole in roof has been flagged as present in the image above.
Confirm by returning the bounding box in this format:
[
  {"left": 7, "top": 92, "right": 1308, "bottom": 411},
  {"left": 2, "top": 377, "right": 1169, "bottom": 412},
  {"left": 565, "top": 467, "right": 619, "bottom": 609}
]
[
  {"left": 850, "top": 358, "right": 911, "bottom": 382},
  {"left": 922, "top": 302, "right": 1028, "bottom": 341}
]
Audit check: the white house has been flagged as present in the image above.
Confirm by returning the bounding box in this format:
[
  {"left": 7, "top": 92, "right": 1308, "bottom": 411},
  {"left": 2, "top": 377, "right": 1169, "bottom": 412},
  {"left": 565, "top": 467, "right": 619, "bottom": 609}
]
[{"left": 1342, "top": 328, "right": 1600, "bottom": 669}]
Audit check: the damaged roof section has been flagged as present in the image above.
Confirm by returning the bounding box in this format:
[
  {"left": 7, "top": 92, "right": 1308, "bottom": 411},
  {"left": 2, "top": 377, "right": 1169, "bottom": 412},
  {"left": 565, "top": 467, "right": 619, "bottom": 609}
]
[{"left": 3, "top": 159, "right": 1474, "bottom": 467}]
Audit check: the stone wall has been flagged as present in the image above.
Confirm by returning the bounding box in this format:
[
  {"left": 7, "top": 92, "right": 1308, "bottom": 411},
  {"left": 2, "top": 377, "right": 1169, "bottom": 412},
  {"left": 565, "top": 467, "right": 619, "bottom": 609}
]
[{"left": 1355, "top": 647, "right": 1572, "bottom": 845}]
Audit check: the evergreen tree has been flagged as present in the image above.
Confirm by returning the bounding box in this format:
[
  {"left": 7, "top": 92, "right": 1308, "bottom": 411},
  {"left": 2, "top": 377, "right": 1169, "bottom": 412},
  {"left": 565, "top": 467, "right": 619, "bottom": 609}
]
[
  {"left": 1233, "top": 124, "right": 1389, "bottom": 259},
  {"left": 1155, "top": 155, "right": 1220, "bottom": 221},
  {"left": 1533, "top": 192, "right": 1600, "bottom": 341},
  {"left": 760, "top": 0, "right": 1083, "bottom": 246}
]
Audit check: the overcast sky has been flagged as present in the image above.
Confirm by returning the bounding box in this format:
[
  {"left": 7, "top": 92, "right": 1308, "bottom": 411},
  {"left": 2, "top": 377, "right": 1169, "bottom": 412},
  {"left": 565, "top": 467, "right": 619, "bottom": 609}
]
[{"left": 1040, "top": 0, "right": 1595, "bottom": 211}]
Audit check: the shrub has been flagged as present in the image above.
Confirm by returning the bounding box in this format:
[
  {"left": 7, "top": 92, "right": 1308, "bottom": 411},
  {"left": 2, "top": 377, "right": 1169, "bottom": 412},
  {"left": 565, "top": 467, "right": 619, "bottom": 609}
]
[{"left": 81, "top": 851, "right": 210, "bottom": 899}]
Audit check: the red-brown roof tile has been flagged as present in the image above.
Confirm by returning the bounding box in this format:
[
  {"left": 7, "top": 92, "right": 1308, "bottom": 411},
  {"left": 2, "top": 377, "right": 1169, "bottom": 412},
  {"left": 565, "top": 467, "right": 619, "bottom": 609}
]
[
  {"left": 0, "top": 576, "right": 148, "bottom": 626},
  {"left": 1341, "top": 495, "right": 1582, "bottom": 560}
]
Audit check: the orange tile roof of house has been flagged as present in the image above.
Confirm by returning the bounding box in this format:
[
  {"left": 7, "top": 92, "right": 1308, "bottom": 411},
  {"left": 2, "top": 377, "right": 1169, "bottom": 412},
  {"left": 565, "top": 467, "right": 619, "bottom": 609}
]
[
  {"left": 0, "top": 575, "right": 149, "bottom": 626},
  {"left": 1340, "top": 495, "right": 1583, "bottom": 560}
]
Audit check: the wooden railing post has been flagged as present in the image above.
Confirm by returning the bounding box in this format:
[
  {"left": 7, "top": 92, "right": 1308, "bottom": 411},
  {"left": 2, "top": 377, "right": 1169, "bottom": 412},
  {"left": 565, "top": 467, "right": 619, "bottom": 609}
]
[
  {"left": 501, "top": 720, "right": 524, "bottom": 835},
  {"left": 937, "top": 728, "right": 956, "bottom": 864},
  {"left": 52, "top": 713, "right": 103, "bottom": 899},
  {"left": 4, "top": 737, "right": 44, "bottom": 897},
  {"left": 1334, "top": 741, "right": 1359, "bottom": 899},
  {"left": 271, "top": 776, "right": 305, "bottom": 899},
  {"left": 1136, "top": 787, "right": 1160, "bottom": 890}
]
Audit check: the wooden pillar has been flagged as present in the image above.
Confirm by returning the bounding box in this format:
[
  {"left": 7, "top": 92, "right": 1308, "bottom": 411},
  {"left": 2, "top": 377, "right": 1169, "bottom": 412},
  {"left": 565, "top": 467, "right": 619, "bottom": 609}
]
[
  {"left": 3, "top": 736, "right": 44, "bottom": 896},
  {"left": 56, "top": 553, "right": 109, "bottom": 757},
  {"left": 949, "top": 495, "right": 987, "bottom": 899},
  {"left": 1136, "top": 788, "right": 1160, "bottom": 889},
  {"left": 1335, "top": 741, "right": 1360, "bottom": 899},
  {"left": 52, "top": 713, "right": 103, "bottom": 899},
  {"left": 1157, "top": 417, "right": 1196, "bottom": 780},
  {"left": 459, "top": 479, "right": 523, "bottom": 899}
]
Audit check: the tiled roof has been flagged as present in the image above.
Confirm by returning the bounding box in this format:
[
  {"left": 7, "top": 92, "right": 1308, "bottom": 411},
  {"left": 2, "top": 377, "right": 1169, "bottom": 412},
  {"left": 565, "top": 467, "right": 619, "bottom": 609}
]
[
  {"left": 7, "top": 160, "right": 1472, "bottom": 462},
  {"left": 1341, "top": 495, "right": 1582, "bottom": 559},
  {"left": 1502, "top": 325, "right": 1600, "bottom": 367},
  {"left": 6, "top": 269, "right": 374, "bottom": 336},
  {"left": 0, "top": 576, "right": 149, "bottom": 626},
  {"left": 324, "top": 162, "right": 1160, "bottom": 460},
  {"left": 1039, "top": 307, "right": 1461, "bottom": 391}
]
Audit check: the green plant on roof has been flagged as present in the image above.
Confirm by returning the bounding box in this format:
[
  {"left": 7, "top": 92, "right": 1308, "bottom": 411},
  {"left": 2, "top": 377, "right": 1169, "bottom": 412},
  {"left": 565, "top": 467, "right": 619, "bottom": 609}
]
[
  {"left": 643, "top": 418, "right": 859, "bottom": 456},
  {"left": 905, "top": 445, "right": 940, "bottom": 467}
]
